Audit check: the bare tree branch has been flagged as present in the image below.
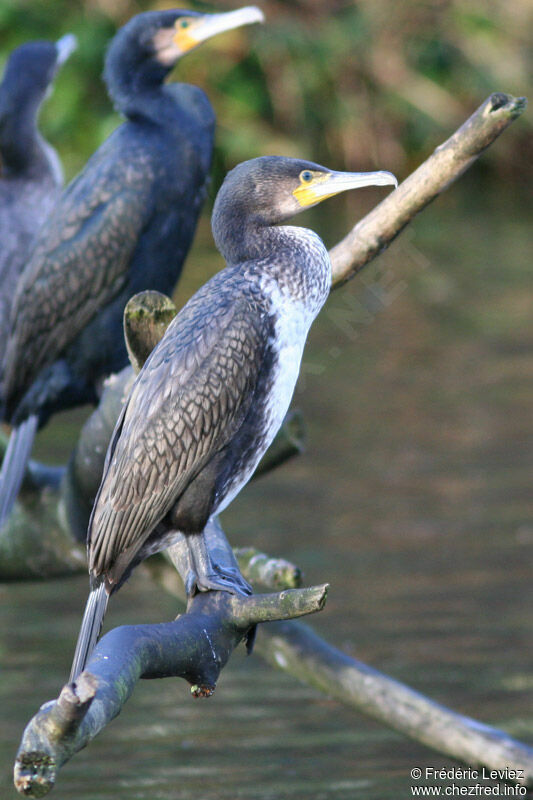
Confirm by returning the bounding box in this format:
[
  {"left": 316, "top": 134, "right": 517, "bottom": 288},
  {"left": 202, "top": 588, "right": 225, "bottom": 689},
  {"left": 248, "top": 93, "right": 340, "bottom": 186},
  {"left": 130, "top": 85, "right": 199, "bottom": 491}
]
[
  {"left": 0, "top": 430, "right": 84, "bottom": 580},
  {"left": 14, "top": 584, "right": 328, "bottom": 797},
  {"left": 329, "top": 92, "right": 527, "bottom": 287}
]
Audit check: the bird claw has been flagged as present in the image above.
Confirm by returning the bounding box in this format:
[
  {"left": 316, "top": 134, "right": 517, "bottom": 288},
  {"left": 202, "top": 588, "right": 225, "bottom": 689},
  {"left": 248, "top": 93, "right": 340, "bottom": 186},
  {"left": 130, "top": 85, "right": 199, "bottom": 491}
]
[
  {"left": 185, "top": 524, "right": 253, "bottom": 598},
  {"left": 185, "top": 564, "right": 252, "bottom": 598}
]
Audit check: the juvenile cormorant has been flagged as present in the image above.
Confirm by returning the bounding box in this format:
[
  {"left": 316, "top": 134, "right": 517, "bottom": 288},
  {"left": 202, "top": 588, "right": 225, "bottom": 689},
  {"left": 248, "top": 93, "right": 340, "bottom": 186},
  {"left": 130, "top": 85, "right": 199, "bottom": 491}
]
[
  {"left": 0, "top": 34, "right": 77, "bottom": 361},
  {"left": 0, "top": 7, "right": 264, "bottom": 528},
  {"left": 70, "top": 155, "right": 397, "bottom": 681}
]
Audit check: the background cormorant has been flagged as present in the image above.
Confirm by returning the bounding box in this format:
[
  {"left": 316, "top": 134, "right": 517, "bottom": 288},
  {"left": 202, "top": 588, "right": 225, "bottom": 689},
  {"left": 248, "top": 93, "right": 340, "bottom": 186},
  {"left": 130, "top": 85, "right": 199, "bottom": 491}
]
[
  {"left": 0, "top": 7, "right": 264, "bottom": 528},
  {"left": 0, "top": 34, "right": 77, "bottom": 363},
  {"left": 70, "top": 155, "right": 397, "bottom": 681}
]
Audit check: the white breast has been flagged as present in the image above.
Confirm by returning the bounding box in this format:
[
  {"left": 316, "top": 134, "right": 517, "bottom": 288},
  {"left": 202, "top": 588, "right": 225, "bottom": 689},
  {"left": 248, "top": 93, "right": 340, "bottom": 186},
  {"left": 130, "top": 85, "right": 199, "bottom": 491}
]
[
  {"left": 215, "top": 285, "right": 323, "bottom": 516},
  {"left": 263, "top": 290, "right": 312, "bottom": 439},
  {"left": 214, "top": 227, "right": 331, "bottom": 516},
  {"left": 259, "top": 228, "right": 331, "bottom": 443}
]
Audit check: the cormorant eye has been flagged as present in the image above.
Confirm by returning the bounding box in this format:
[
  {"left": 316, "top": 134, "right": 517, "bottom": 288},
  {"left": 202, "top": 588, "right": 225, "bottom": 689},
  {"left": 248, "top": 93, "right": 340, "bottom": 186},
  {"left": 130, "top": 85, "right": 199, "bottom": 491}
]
[
  {"left": 179, "top": 19, "right": 190, "bottom": 29},
  {"left": 300, "top": 170, "right": 313, "bottom": 183}
]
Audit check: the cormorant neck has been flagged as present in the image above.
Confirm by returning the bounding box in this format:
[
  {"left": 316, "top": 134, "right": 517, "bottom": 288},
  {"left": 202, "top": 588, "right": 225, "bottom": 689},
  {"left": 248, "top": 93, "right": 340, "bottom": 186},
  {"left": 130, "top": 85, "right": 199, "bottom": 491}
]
[
  {"left": 212, "top": 198, "right": 331, "bottom": 311},
  {"left": 212, "top": 199, "right": 297, "bottom": 265},
  {"left": 0, "top": 95, "right": 47, "bottom": 176},
  {"left": 104, "top": 51, "right": 173, "bottom": 122}
]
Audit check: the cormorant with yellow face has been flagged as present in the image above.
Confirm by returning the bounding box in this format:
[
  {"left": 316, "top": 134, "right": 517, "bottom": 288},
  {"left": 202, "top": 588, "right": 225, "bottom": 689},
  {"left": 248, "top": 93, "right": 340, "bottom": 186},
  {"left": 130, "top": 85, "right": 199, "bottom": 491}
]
[{"left": 70, "top": 155, "right": 397, "bottom": 681}]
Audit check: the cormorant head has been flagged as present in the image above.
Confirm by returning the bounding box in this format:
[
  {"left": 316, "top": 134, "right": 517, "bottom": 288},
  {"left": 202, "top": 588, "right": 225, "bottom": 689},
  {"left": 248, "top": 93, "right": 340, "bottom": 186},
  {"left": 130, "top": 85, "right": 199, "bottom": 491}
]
[
  {"left": 0, "top": 35, "right": 76, "bottom": 123},
  {"left": 212, "top": 156, "right": 397, "bottom": 261},
  {"left": 104, "top": 7, "right": 263, "bottom": 108}
]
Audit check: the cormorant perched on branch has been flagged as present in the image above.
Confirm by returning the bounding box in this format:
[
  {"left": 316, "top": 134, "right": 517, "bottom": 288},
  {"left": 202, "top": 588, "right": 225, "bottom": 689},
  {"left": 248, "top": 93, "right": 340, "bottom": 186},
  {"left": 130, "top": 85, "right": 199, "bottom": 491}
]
[
  {"left": 0, "top": 7, "right": 264, "bottom": 528},
  {"left": 0, "top": 34, "right": 77, "bottom": 361},
  {"left": 70, "top": 155, "right": 397, "bottom": 681}
]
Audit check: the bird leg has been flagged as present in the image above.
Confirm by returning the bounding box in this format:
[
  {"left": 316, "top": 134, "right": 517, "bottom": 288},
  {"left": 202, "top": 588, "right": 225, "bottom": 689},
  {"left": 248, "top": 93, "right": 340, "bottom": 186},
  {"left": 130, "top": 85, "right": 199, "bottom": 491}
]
[{"left": 181, "top": 517, "right": 252, "bottom": 598}]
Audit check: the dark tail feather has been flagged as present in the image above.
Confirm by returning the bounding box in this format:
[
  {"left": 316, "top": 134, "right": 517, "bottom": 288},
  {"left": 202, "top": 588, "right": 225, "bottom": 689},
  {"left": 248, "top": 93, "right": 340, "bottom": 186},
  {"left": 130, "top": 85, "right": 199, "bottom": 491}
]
[
  {"left": 69, "top": 581, "right": 109, "bottom": 683},
  {"left": 0, "top": 415, "right": 38, "bottom": 528}
]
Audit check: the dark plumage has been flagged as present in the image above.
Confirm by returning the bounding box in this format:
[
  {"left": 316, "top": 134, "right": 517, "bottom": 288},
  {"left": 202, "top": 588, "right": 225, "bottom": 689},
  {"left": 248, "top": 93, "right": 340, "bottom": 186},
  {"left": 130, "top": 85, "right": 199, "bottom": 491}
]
[
  {"left": 0, "top": 34, "right": 76, "bottom": 360},
  {"left": 0, "top": 7, "right": 263, "bottom": 528},
  {"left": 70, "top": 155, "right": 397, "bottom": 681}
]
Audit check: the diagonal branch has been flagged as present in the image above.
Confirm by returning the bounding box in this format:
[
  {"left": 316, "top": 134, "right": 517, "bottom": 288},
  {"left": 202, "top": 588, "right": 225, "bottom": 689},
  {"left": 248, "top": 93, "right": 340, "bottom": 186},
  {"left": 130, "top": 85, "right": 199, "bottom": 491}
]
[
  {"left": 329, "top": 92, "right": 527, "bottom": 287},
  {"left": 255, "top": 621, "right": 533, "bottom": 786}
]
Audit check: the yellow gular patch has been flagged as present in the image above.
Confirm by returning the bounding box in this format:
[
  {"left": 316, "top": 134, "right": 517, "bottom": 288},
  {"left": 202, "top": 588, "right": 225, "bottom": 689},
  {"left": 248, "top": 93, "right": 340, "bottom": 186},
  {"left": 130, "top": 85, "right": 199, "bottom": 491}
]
[
  {"left": 173, "top": 18, "right": 200, "bottom": 52},
  {"left": 292, "top": 171, "right": 334, "bottom": 207}
]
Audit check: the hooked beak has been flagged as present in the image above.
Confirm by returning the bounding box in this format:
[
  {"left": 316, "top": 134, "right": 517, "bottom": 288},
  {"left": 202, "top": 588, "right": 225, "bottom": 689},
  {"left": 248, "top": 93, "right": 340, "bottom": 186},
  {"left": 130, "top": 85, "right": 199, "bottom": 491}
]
[
  {"left": 55, "top": 33, "right": 77, "bottom": 66},
  {"left": 174, "top": 6, "right": 264, "bottom": 53},
  {"left": 293, "top": 169, "right": 398, "bottom": 208}
]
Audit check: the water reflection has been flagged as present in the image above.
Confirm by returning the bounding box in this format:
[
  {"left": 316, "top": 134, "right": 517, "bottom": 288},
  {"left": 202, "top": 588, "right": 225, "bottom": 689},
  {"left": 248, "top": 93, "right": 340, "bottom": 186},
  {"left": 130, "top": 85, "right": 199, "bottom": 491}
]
[{"left": 0, "top": 198, "right": 531, "bottom": 798}]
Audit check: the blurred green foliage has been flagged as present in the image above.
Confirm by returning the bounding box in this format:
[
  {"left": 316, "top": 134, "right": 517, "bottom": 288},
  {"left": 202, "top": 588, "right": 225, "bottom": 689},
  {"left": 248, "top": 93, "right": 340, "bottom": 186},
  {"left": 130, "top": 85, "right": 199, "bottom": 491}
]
[{"left": 0, "top": 0, "right": 530, "bottom": 239}]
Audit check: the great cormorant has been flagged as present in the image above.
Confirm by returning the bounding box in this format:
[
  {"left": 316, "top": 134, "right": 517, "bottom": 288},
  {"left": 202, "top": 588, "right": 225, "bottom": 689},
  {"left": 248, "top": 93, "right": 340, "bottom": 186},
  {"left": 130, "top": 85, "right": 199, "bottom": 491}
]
[
  {"left": 0, "top": 7, "right": 264, "bottom": 528},
  {"left": 0, "top": 34, "right": 77, "bottom": 362},
  {"left": 69, "top": 155, "right": 397, "bottom": 681}
]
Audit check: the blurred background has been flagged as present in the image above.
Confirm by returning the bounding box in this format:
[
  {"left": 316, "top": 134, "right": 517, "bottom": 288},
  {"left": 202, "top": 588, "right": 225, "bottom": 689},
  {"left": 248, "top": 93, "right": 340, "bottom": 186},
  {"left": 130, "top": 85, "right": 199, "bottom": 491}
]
[{"left": 0, "top": 1, "right": 531, "bottom": 798}]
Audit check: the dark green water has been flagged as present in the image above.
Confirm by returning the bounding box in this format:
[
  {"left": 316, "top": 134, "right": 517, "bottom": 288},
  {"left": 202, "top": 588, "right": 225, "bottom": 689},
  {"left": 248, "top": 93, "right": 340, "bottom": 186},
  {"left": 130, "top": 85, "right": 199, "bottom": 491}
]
[{"left": 1, "top": 195, "right": 531, "bottom": 798}]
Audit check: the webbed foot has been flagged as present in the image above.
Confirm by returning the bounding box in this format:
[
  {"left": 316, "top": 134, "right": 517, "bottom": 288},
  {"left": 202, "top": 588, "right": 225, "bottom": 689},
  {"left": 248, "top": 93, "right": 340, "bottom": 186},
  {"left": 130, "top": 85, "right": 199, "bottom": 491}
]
[
  {"left": 185, "top": 519, "right": 252, "bottom": 598},
  {"left": 185, "top": 562, "right": 252, "bottom": 596}
]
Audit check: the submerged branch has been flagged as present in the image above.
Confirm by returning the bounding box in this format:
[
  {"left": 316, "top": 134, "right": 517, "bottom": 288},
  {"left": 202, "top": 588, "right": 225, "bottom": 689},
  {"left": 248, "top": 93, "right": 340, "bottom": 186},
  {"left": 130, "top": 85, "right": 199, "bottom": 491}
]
[{"left": 256, "top": 622, "right": 533, "bottom": 786}]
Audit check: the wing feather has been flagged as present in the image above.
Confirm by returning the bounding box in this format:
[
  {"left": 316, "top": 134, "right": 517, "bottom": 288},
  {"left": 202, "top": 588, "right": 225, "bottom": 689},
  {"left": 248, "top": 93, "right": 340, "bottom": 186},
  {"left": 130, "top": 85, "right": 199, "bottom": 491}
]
[
  {"left": 88, "top": 268, "right": 271, "bottom": 579},
  {"left": 3, "top": 137, "right": 156, "bottom": 407}
]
